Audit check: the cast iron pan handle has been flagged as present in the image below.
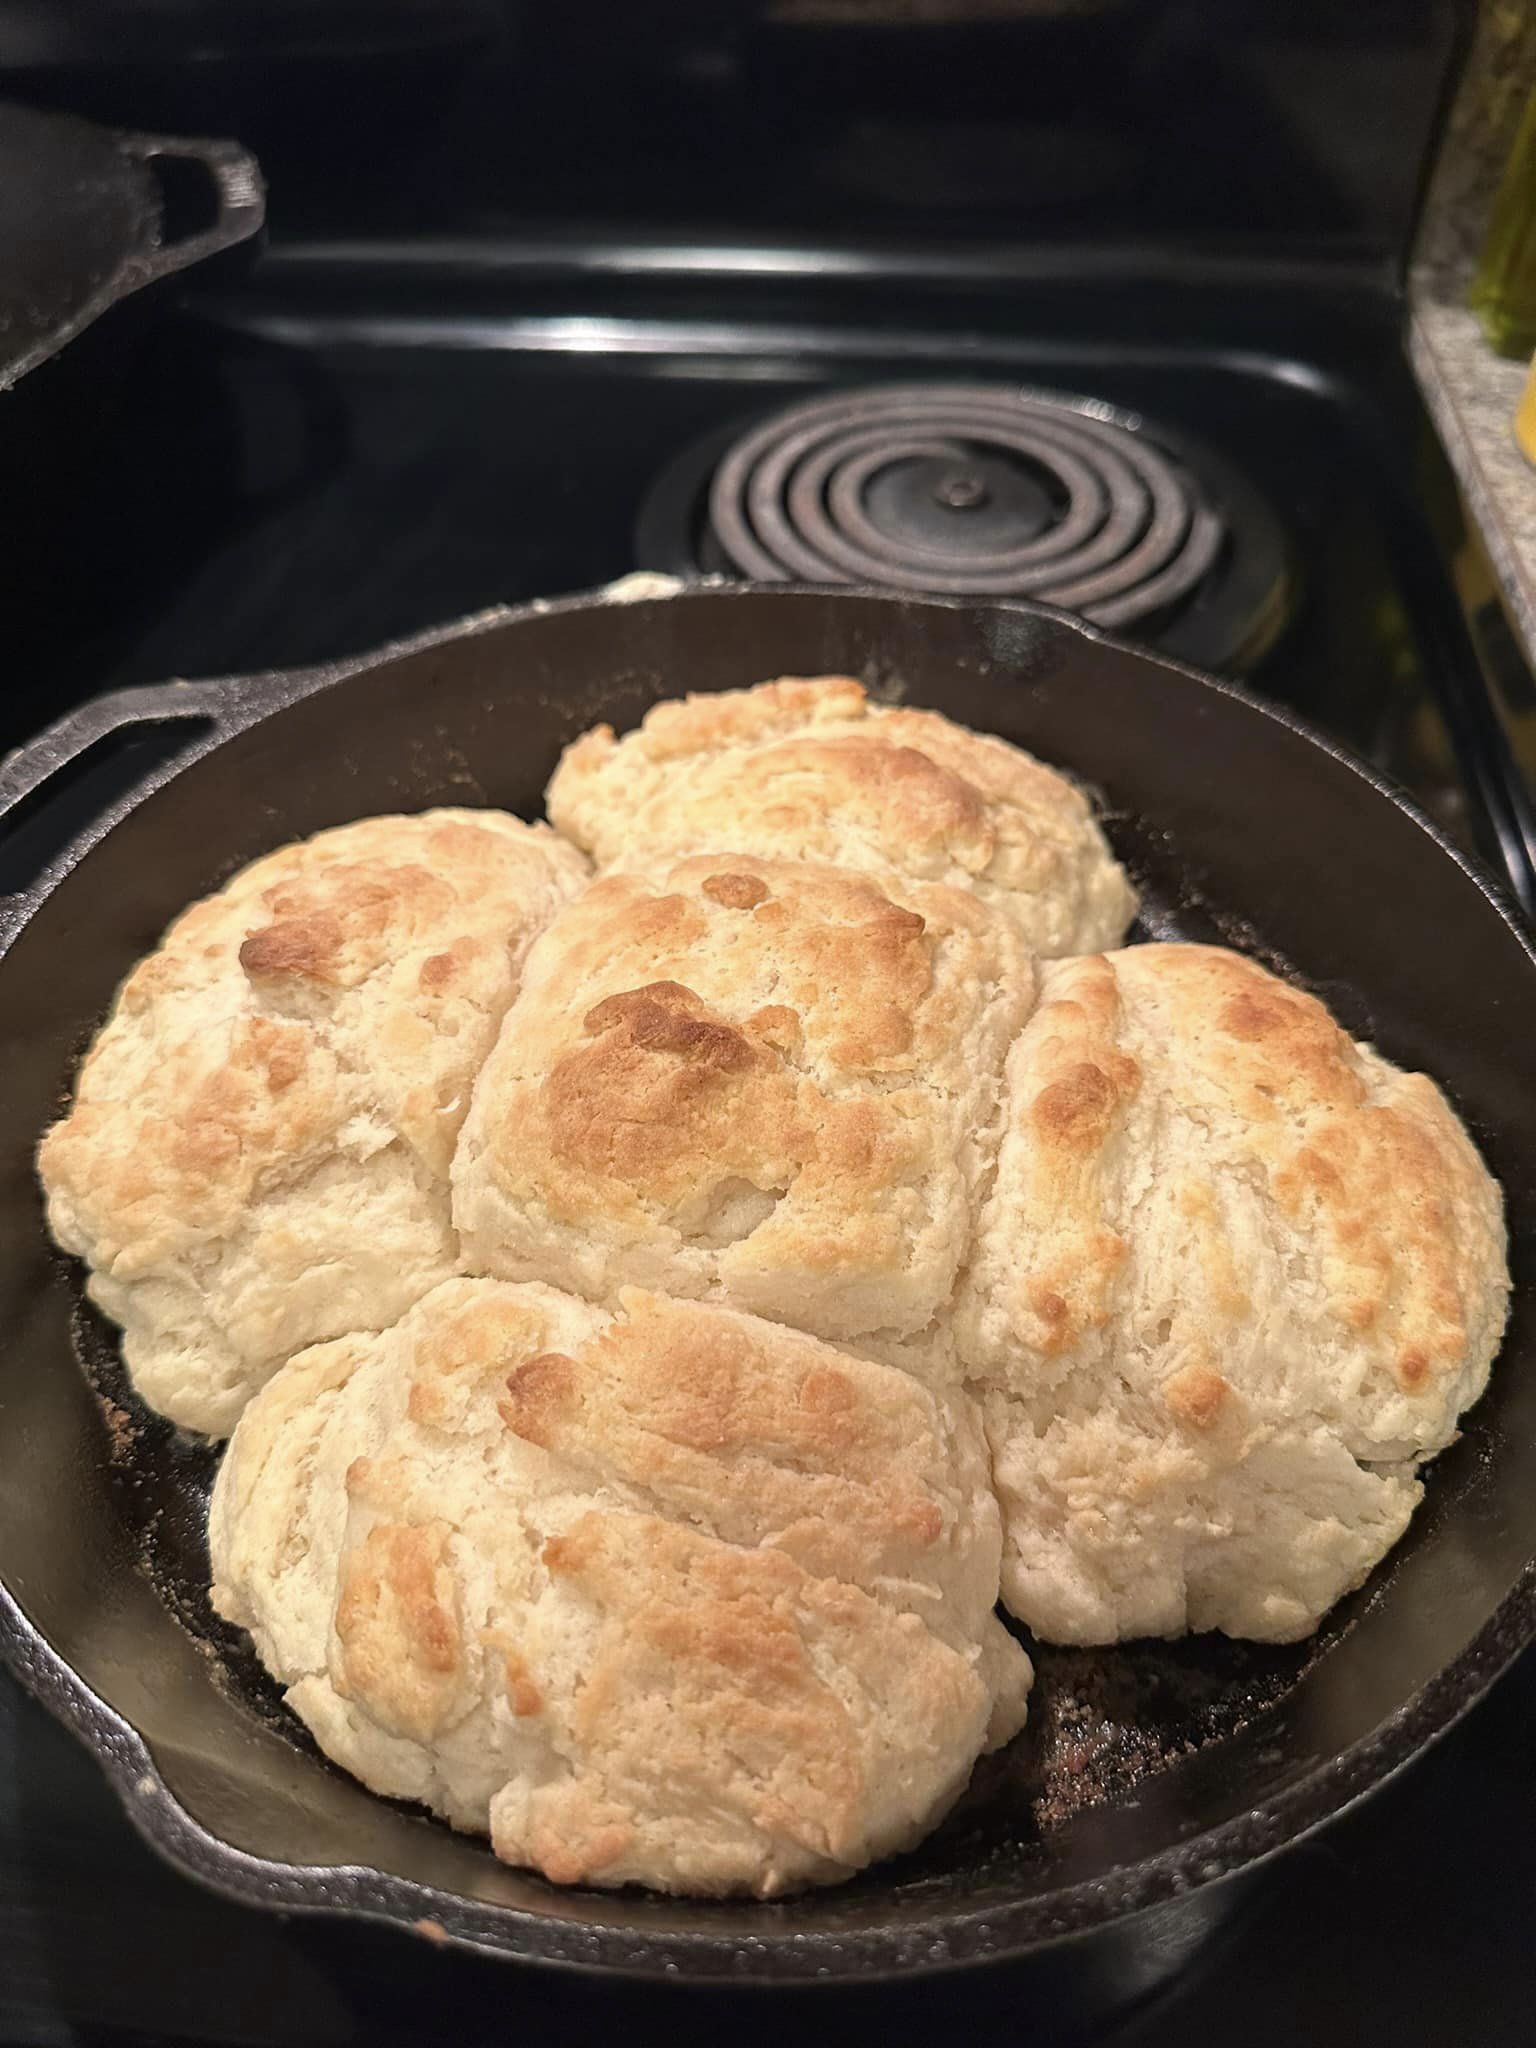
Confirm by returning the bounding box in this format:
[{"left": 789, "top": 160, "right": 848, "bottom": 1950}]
[
  {"left": 0, "top": 683, "right": 253, "bottom": 953},
  {"left": 115, "top": 131, "right": 267, "bottom": 285},
  {"left": 0, "top": 680, "right": 246, "bottom": 821},
  {"left": 0, "top": 609, "right": 524, "bottom": 830},
  {"left": 0, "top": 604, "right": 567, "bottom": 956},
  {"left": 0, "top": 665, "right": 351, "bottom": 957},
  {"left": 0, "top": 613, "right": 519, "bottom": 939},
  {"left": 0, "top": 667, "right": 344, "bottom": 960}
]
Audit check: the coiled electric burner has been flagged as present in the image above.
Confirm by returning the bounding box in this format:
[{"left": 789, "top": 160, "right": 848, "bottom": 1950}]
[{"left": 636, "top": 381, "right": 1292, "bottom": 672}]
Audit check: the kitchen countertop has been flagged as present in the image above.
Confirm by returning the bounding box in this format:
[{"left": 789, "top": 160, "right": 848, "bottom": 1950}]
[
  {"left": 1410, "top": 293, "right": 1536, "bottom": 671},
  {"left": 1410, "top": 1, "right": 1536, "bottom": 673}
]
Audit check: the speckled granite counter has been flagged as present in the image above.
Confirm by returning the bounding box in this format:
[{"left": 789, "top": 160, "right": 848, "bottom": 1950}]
[
  {"left": 1411, "top": 4, "right": 1536, "bottom": 671},
  {"left": 1410, "top": 297, "right": 1536, "bottom": 666}
]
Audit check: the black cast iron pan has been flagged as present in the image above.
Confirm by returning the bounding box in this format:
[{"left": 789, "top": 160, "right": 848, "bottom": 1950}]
[
  {"left": 0, "top": 583, "right": 1533, "bottom": 1983},
  {"left": 0, "top": 98, "right": 264, "bottom": 392}
]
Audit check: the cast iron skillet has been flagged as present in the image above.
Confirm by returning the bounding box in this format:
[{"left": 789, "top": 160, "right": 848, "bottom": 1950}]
[
  {"left": 0, "top": 583, "right": 1532, "bottom": 1983},
  {"left": 0, "top": 98, "right": 264, "bottom": 391}
]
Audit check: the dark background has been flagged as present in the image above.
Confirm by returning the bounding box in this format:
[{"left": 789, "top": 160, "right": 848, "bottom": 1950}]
[{"left": 0, "top": 0, "right": 1467, "bottom": 260}]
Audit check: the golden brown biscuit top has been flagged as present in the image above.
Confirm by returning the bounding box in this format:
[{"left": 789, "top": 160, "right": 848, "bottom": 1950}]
[
  {"left": 598, "top": 674, "right": 869, "bottom": 758},
  {"left": 359, "top": 1282, "right": 976, "bottom": 1562},
  {"left": 984, "top": 944, "right": 1506, "bottom": 1426},
  {"left": 494, "top": 1287, "right": 959, "bottom": 1593},
  {"left": 517, "top": 1508, "right": 978, "bottom": 1881},
  {"left": 212, "top": 1276, "right": 1029, "bottom": 1893},
  {"left": 333, "top": 1518, "right": 469, "bottom": 1746},
  {"left": 560, "top": 673, "right": 1085, "bottom": 826},
  {"left": 546, "top": 675, "right": 1135, "bottom": 960},
  {"left": 456, "top": 853, "right": 1030, "bottom": 1334},
  {"left": 39, "top": 811, "right": 587, "bottom": 1265}
]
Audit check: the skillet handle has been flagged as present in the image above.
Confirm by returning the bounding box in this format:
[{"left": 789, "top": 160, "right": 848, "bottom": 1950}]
[
  {"left": 0, "top": 673, "right": 326, "bottom": 954},
  {"left": 0, "top": 680, "right": 246, "bottom": 822},
  {"left": 115, "top": 132, "right": 267, "bottom": 284},
  {"left": 0, "top": 610, "right": 517, "bottom": 944},
  {"left": 0, "top": 606, "right": 520, "bottom": 827}
]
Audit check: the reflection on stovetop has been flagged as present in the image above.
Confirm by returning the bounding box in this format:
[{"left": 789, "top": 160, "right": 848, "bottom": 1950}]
[{"left": 3, "top": 1644, "right": 1534, "bottom": 2045}]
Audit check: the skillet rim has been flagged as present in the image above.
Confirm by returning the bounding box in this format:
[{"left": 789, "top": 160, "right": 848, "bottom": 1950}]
[{"left": 1, "top": 579, "right": 1533, "bottom": 1982}]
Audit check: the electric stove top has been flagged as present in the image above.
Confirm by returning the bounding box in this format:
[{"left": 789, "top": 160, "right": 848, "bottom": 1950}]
[
  {"left": 1, "top": 234, "right": 1534, "bottom": 2042},
  {"left": 5, "top": 245, "right": 1533, "bottom": 905}
]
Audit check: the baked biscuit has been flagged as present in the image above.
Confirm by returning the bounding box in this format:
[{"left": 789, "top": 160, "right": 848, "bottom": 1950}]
[
  {"left": 209, "top": 1277, "right": 1032, "bottom": 1896},
  {"left": 959, "top": 944, "right": 1508, "bottom": 1644},
  {"left": 39, "top": 812, "right": 588, "bottom": 1436},
  {"left": 547, "top": 675, "right": 1136, "bottom": 958},
  {"left": 451, "top": 853, "right": 1034, "bottom": 1360}
]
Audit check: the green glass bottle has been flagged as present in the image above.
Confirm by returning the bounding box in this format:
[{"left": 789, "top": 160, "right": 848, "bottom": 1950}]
[{"left": 1470, "top": 83, "right": 1536, "bottom": 360}]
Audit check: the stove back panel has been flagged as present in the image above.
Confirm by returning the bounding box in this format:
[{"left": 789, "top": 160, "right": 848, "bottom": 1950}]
[{"left": 0, "top": 1, "right": 1469, "bottom": 270}]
